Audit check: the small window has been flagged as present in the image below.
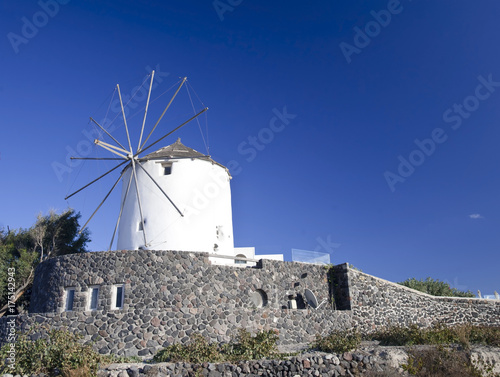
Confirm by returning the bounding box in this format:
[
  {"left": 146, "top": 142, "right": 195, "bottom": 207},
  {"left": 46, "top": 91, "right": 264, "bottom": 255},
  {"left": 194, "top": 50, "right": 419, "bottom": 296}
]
[
  {"left": 216, "top": 225, "right": 224, "bottom": 240},
  {"left": 138, "top": 218, "right": 146, "bottom": 231},
  {"left": 88, "top": 286, "right": 99, "bottom": 311},
  {"left": 235, "top": 254, "right": 247, "bottom": 265},
  {"left": 65, "top": 288, "right": 75, "bottom": 311},
  {"left": 113, "top": 284, "right": 125, "bottom": 310},
  {"left": 162, "top": 163, "right": 173, "bottom": 175}
]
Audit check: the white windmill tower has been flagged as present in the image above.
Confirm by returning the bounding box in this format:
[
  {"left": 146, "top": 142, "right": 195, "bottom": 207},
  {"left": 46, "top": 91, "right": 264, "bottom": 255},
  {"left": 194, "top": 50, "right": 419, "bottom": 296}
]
[
  {"left": 116, "top": 138, "right": 235, "bottom": 258},
  {"left": 65, "top": 72, "right": 237, "bottom": 265}
]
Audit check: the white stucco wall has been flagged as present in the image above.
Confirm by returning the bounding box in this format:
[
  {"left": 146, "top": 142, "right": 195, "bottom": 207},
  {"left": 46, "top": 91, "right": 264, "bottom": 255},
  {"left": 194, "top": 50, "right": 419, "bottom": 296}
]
[{"left": 117, "top": 157, "right": 235, "bottom": 263}]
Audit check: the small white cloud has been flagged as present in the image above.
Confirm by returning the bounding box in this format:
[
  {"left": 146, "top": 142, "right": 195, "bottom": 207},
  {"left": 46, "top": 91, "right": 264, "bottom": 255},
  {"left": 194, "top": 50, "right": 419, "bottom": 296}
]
[{"left": 469, "top": 214, "right": 484, "bottom": 219}]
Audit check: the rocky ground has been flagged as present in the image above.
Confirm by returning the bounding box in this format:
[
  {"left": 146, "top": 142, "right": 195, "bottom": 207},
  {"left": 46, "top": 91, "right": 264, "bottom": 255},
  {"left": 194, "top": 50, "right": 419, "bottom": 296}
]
[
  {"left": 2, "top": 342, "right": 498, "bottom": 377},
  {"left": 93, "top": 342, "right": 500, "bottom": 377}
]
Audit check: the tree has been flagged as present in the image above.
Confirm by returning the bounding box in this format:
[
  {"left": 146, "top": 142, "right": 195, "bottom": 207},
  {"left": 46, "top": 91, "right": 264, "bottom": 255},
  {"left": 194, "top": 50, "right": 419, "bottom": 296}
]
[
  {"left": 398, "top": 277, "right": 475, "bottom": 298},
  {"left": 0, "top": 209, "right": 90, "bottom": 316},
  {"left": 31, "top": 209, "right": 90, "bottom": 260}
]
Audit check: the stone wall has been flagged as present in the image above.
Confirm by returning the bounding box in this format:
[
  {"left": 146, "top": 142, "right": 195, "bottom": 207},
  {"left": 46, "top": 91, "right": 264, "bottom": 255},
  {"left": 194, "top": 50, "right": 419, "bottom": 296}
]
[
  {"left": 3, "top": 250, "right": 352, "bottom": 357},
  {"left": 3, "top": 308, "right": 352, "bottom": 357},
  {"left": 347, "top": 267, "right": 500, "bottom": 332},
  {"left": 1, "top": 249, "right": 499, "bottom": 357},
  {"left": 29, "top": 250, "right": 332, "bottom": 314},
  {"left": 95, "top": 349, "right": 406, "bottom": 377}
]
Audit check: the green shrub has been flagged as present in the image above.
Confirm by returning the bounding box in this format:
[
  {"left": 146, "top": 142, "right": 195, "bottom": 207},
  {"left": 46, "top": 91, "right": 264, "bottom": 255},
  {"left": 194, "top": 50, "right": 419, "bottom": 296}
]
[
  {"left": 222, "top": 329, "right": 279, "bottom": 361},
  {"left": 312, "top": 329, "right": 361, "bottom": 353},
  {"left": 0, "top": 325, "right": 112, "bottom": 377},
  {"left": 369, "top": 323, "right": 457, "bottom": 346},
  {"left": 369, "top": 323, "right": 500, "bottom": 349},
  {"left": 154, "top": 329, "right": 280, "bottom": 363},
  {"left": 154, "top": 333, "right": 222, "bottom": 363},
  {"left": 398, "top": 277, "right": 475, "bottom": 297},
  {"left": 469, "top": 325, "right": 500, "bottom": 347}
]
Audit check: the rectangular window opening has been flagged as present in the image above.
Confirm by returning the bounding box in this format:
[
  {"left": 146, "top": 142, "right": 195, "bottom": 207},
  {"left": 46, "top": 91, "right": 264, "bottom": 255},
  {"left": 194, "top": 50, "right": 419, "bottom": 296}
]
[
  {"left": 65, "top": 288, "right": 75, "bottom": 311},
  {"left": 161, "top": 162, "right": 173, "bottom": 175},
  {"left": 138, "top": 218, "right": 146, "bottom": 231},
  {"left": 88, "top": 286, "right": 99, "bottom": 311},
  {"left": 113, "top": 284, "right": 125, "bottom": 309}
]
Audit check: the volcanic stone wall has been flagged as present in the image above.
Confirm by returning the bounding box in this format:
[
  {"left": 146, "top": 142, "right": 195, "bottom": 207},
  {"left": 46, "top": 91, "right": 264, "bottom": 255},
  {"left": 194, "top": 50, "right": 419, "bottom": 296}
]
[
  {"left": 0, "top": 249, "right": 499, "bottom": 357},
  {"left": 7, "top": 250, "right": 352, "bottom": 357},
  {"left": 346, "top": 267, "right": 500, "bottom": 332},
  {"left": 29, "top": 249, "right": 334, "bottom": 314}
]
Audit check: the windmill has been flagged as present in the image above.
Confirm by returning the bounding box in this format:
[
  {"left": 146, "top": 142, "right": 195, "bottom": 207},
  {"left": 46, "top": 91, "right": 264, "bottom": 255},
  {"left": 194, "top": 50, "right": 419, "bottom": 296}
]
[{"left": 64, "top": 71, "right": 235, "bottom": 256}]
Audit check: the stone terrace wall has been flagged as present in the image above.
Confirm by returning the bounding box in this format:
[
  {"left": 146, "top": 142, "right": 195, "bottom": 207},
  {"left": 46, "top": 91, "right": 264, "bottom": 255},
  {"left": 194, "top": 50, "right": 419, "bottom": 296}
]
[
  {"left": 346, "top": 266, "right": 500, "bottom": 333},
  {"left": 29, "top": 250, "right": 332, "bottom": 314},
  {"left": 1, "top": 307, "right": 352, "bottom": 357},
  {"left": 96, "top": 350, "right": 403, "bottom": 377},
  {"left": 1, "top": 250, "right": 499, "bottom": 357},
  {"left": 1, "top": 250, "right": 352, "bottom": 357}
]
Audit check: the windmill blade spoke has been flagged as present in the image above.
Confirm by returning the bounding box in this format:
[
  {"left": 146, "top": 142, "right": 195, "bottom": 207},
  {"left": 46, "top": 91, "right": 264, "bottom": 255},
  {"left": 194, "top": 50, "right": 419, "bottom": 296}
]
[
  {"left": 79, "top": 166, "right": 128, "bottom": 233},
  {"left": 131, "top": 160, "right": 147, "bottom": 246},
  {"left": 117, "top": 84, "right": 133, "bottom": 153},
  {"left": 95, "top": 140, "right": 130, "bottom": 159},
  {"left": 109, "top": 169, "right": 134, "bottom": 250},
  {"left": 136, "top": 162, "right": 184, "bottom": 217},
  {"left": 137, "top": 71, "right": 155, "bottom": 151},
  {"left": 65, "top": 160, "right": 129, "bottom": 200},
  {"left": 137, "top": 107, "right": 208, "bottom": 158},
  {"left": 70, "top": 157, "right": 123, "bottom": 161},
  {"left": 90, "top": 117, "right": 128, "bottom": 151},
  {"left": 139, "top": 77, "right": 187, "bottom": 152}
]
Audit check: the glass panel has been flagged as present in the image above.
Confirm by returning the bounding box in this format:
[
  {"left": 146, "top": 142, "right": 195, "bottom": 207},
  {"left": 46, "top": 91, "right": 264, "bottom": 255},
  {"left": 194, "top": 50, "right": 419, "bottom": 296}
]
[
  {"left": 90, "top": 287, "right": 98, "bottom": 310},
  {"left": 115, "top": 286, "right": 123, "bottom": 308},
  {"left": 65, "top": 289, "right": 74, "bottom": 311},
  {"left": 291, "top": 249, "right": 330, "bottom": 264}
]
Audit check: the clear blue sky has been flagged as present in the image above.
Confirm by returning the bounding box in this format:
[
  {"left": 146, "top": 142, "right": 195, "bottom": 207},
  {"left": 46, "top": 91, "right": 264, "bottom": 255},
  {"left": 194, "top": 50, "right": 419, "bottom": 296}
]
[{"left": 1, "top": 1, "right": 499, "bottom": 295}]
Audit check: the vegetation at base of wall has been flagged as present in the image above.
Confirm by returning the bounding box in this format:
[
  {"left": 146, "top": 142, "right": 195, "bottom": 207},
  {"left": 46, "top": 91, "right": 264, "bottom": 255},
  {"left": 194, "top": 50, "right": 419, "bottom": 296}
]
[
  {"left": 0, "top": 209, "right": 90, "bottom": 316},
  {"left": 0, "top": 325, "right": 113, "bottom": 377},
  {"left": 153, "top": 329, "right": 282, "bottom": 363},
  {"left": 398, "top": 277, "right": 475, "bottom": 297},
  {"left": 312, "top": 329, "right": 362, "bottom": 353},
  {"left": 402, "top": 345, "right": 500, "bottom": 377},
  {"left": 154, "top": 333, "right": 222, "bottom": 363},
  {"left": 369, "top": 323, "right": 500, "bottom": 348}
]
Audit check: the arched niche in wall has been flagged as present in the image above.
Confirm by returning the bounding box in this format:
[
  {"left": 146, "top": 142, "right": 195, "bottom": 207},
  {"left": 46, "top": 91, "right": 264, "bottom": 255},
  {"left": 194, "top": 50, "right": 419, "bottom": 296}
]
[{"left": 250, "top": 289, "right": 268, "bottom": 308}]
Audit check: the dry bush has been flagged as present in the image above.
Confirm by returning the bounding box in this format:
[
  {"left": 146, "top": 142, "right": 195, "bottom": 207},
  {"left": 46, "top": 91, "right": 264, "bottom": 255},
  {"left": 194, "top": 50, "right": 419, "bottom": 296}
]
[{"left": 403, "top": 345, "right": 499, "bottom": 377}]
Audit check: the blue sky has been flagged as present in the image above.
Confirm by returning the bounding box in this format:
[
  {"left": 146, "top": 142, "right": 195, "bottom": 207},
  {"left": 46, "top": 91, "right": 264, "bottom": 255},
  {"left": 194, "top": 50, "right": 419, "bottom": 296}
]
[{"left": 1, "top": 1, "right": 499, "bottom": 294}]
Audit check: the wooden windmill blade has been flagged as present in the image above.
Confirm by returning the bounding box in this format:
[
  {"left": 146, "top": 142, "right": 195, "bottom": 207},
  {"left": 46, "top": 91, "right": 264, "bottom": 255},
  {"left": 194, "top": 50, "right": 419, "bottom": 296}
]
[{"left": 65, "top": 71, "right": 208, "bottom": 250}]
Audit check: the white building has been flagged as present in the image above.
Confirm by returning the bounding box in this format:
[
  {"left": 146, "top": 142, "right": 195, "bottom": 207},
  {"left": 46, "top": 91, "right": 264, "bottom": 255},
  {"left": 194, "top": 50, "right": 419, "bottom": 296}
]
[{"left": 117, "top": 139, "right": 283, "bottom": 265}]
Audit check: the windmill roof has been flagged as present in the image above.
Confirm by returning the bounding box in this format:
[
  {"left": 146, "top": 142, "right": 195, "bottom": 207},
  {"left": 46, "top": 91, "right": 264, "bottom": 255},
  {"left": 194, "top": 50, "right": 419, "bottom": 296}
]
[{"left": 142, "top": 139, "right": 230, "bottom": 175}]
